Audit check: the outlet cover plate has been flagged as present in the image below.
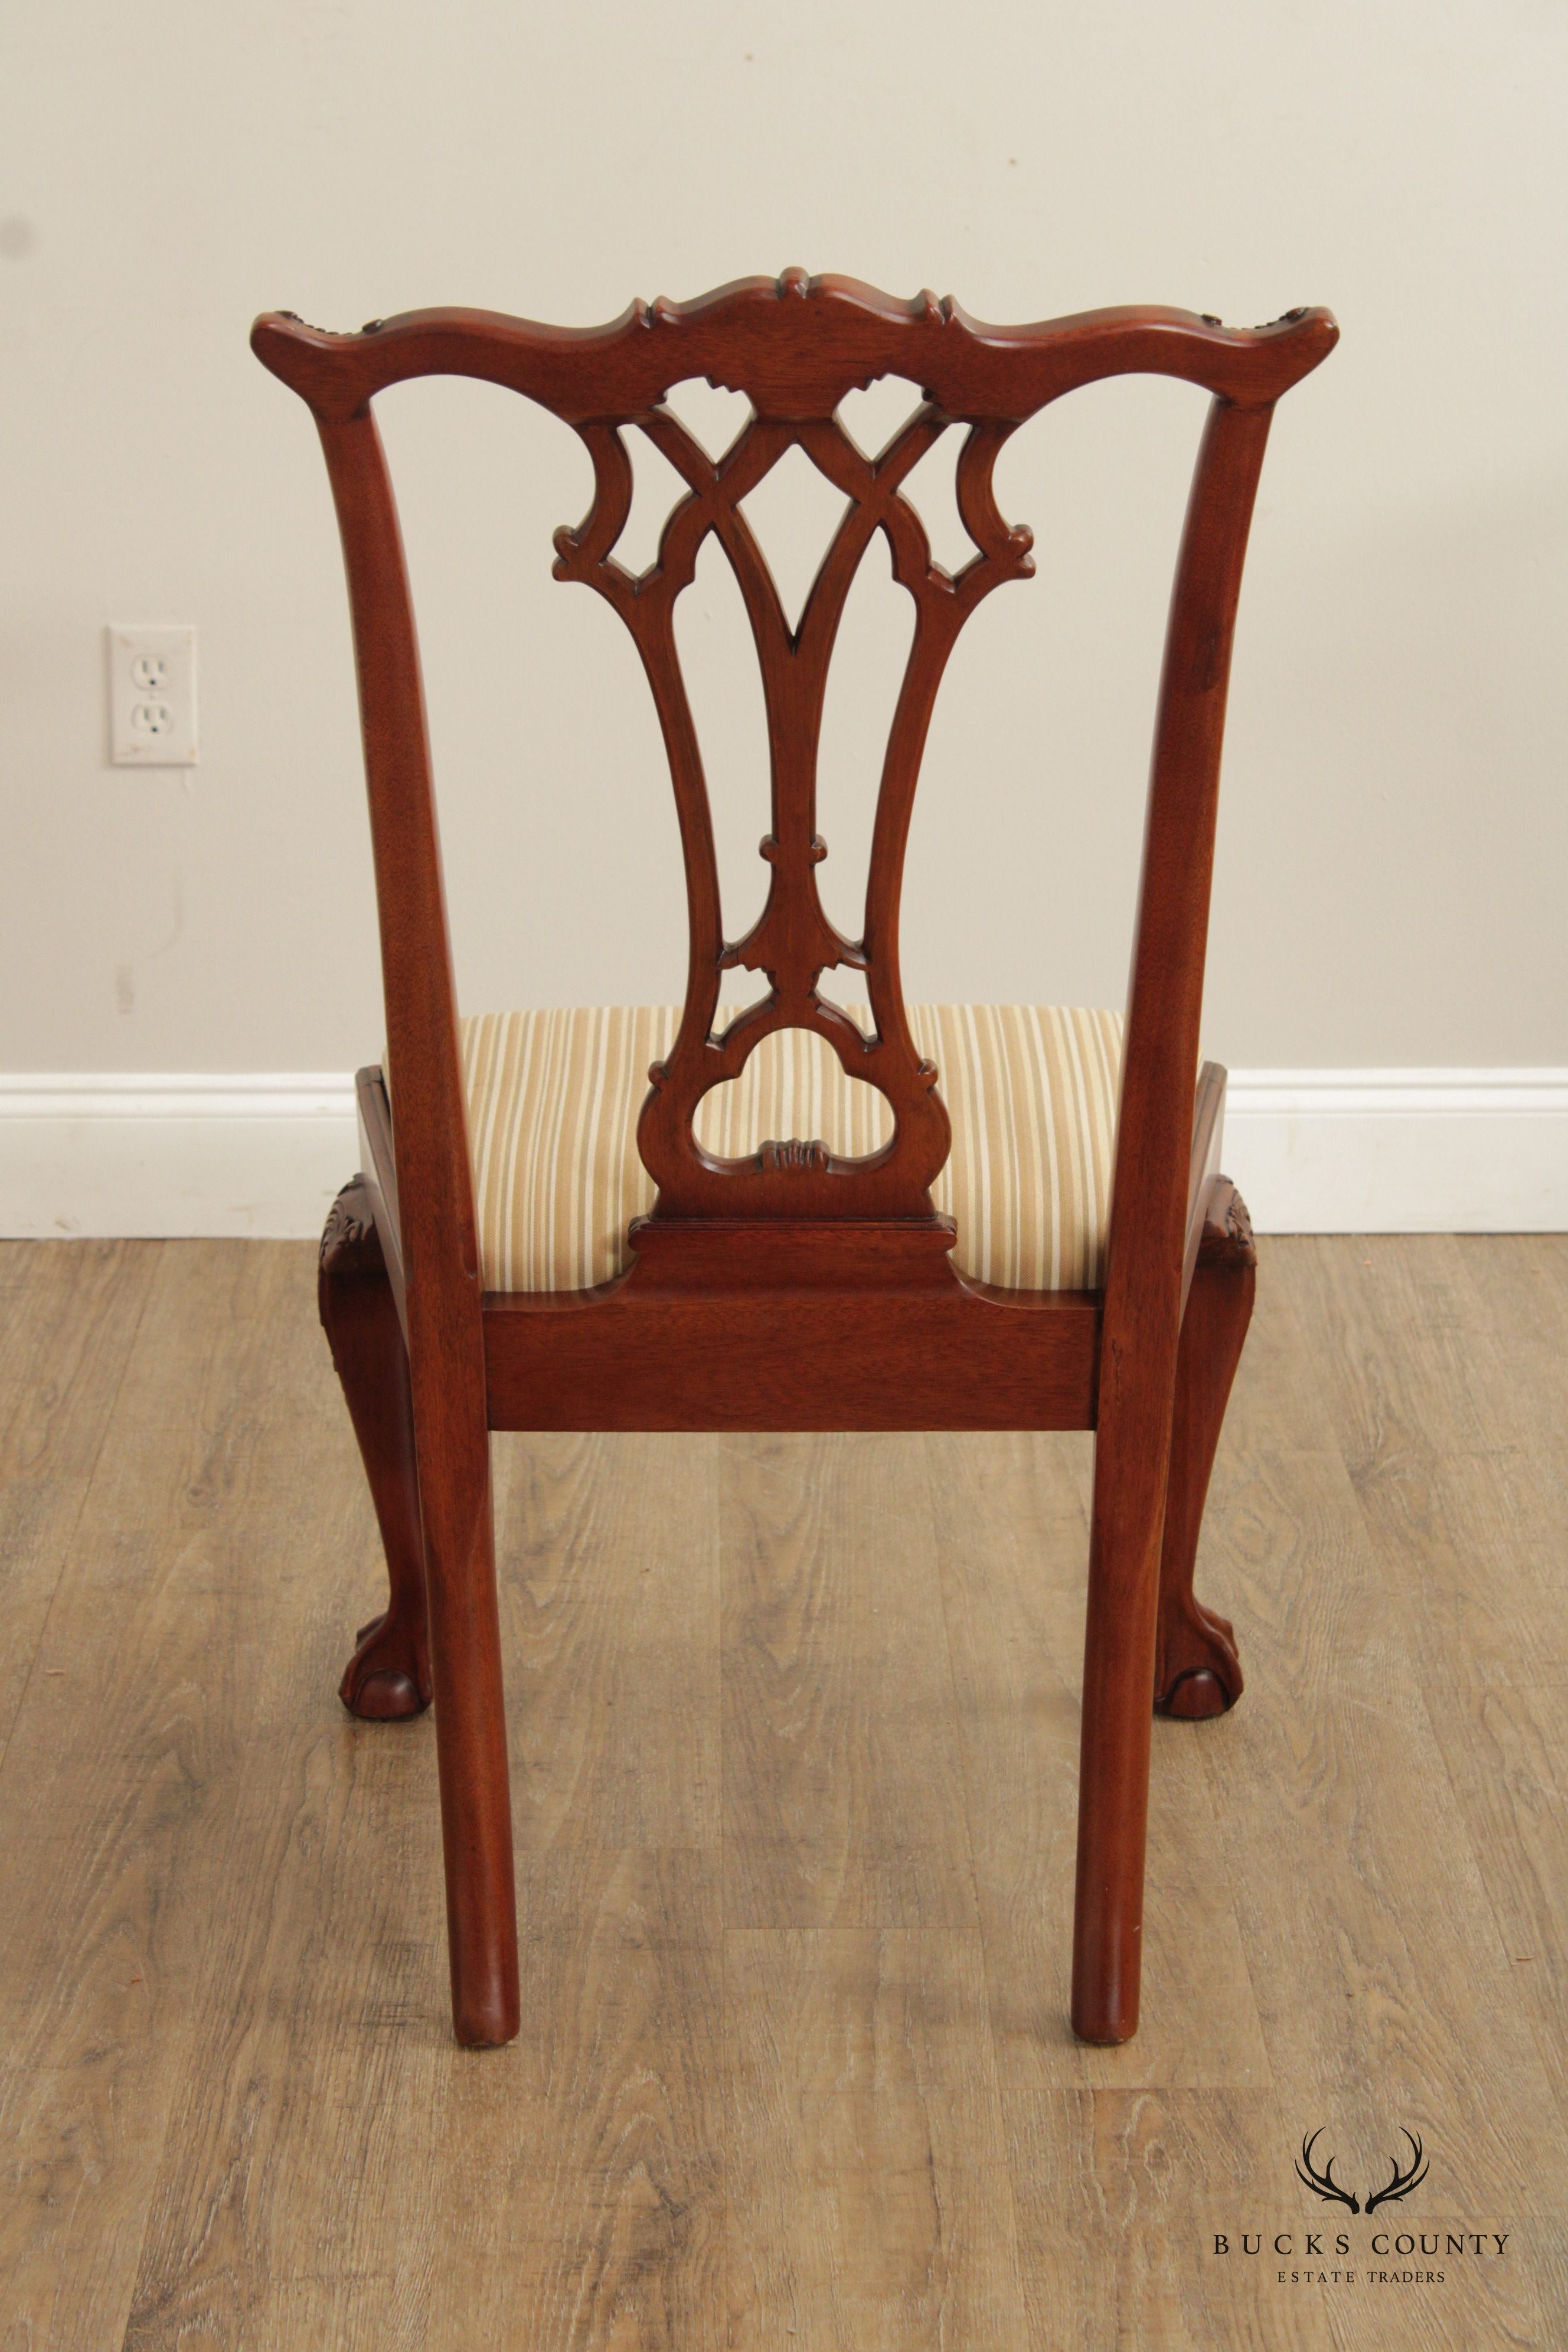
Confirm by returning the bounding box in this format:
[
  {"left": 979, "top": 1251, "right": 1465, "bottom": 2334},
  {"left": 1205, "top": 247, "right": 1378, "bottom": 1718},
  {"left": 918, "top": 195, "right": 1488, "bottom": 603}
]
[{"left": 107, "top": 625, "right": 198, "bottom": 766}]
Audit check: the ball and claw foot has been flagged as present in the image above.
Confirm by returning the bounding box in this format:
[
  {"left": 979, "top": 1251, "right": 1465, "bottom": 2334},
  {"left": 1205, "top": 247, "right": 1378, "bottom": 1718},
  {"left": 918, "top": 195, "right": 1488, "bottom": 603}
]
[
  {"left": 1154, "top": 1598, "right": 1244, "bottom": 1720},
  {"left": 339, "top": 1610, "right": 432, "bottom": 1721}
]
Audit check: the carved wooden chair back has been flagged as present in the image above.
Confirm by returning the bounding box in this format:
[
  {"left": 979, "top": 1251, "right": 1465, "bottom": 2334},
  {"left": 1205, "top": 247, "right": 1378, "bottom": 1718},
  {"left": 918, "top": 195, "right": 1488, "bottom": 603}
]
[
  {"left": 255, "top": 272, "right": 1332, "bottom": 1290},
  {"left": 253, "top": 274, "right": 1335, "bottom": 2054}
]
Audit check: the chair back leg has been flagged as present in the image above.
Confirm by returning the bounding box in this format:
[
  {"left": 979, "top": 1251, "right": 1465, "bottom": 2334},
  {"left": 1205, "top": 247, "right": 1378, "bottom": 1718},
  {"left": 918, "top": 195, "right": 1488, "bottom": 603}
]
[
  {"left": 1072, "top": 1237, "right": 1197, "bottom": 2048},
  {"left": 407, "top": 1342, "right": 520, "bottom": 2048},
  {"left": 1070, "top": 1394, "right": 1168, "bottom": 2045}
]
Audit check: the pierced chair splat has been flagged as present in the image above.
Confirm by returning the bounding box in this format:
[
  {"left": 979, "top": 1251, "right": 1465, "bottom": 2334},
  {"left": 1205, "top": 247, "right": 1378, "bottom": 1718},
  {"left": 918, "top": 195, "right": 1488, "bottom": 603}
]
[{"left": 254, "top": 270, "right": 1336, "bottom": 2050}]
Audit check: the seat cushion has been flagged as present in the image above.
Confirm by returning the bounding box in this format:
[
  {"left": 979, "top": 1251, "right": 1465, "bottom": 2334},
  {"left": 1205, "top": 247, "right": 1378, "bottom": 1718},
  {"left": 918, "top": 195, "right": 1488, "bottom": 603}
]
[{"left": 457, "top": 1004, "right": 1122, "bottom": 1295}]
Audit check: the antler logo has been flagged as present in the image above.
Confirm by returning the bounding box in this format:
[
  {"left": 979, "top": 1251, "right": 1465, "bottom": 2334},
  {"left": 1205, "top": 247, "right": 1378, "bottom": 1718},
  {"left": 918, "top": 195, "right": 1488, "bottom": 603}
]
[
  {"left": 1296, "top": 2128, "right": 1429, "bottom": 2215},
  {"left": 1296, "top": 2131, "right": 1361, "bottom": 2213},
  {"left": 1365, "top": 2130, "right": 1429, "bottom": 2214}
]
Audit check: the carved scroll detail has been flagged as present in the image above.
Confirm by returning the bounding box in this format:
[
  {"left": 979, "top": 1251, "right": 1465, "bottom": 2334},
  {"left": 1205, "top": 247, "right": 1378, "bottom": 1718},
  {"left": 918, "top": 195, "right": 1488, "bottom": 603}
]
[
  {"left": 760, "top": 1138, "right": 832, "bottom": 1172},
  {"left": 550, "top": 282, "right": 1035, "bottom": 1223},
  {"left": 321, "top": 1175, "right": 377, "bottom": 1267},
  {"left": 1198, "top": 1178, "right": 1257, "bottom": 1273}
]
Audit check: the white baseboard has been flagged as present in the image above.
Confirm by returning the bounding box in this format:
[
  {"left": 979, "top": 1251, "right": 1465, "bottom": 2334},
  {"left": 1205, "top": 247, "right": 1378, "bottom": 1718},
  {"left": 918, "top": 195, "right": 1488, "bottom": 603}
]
[
  {"left": 1224, "top": 1069, "right": 1568, "bottom": 1232},
  {"left": 1, "top": 1068, "right": 1564, "bottom": 1240},
  {"left": 0, "top": 1076, "right": 358, "bottom": 1240}
]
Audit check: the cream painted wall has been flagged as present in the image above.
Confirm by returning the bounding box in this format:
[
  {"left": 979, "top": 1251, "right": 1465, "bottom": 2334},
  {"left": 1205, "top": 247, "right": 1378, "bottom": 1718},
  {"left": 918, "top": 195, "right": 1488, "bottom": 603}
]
[{"left": 1, "top": 0, "right": 1563, "bottom": 1081}]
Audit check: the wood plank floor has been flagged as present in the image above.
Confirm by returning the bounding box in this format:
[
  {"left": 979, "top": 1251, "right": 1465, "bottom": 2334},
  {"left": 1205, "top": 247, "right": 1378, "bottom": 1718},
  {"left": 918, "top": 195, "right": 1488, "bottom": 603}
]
[{"left": 1, "top": 1235, "right": 1566, "bottom": 2348}]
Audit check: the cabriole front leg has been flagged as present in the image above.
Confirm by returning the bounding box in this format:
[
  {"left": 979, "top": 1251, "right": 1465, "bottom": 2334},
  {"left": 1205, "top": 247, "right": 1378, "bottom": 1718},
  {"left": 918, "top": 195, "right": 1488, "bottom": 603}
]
[
  {"left": 318, "top": 1178, "right": 432, "bottom": 1720},
  {"left": 1154, "top": 1181, "right": 1255, "bottom": 1720}
]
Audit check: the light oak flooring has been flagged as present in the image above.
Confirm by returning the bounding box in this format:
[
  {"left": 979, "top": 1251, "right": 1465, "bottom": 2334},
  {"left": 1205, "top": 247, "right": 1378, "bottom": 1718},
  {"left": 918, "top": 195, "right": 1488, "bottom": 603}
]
[{"left": 1, "top": 1234, "right": 1567, "bottom": 2349}]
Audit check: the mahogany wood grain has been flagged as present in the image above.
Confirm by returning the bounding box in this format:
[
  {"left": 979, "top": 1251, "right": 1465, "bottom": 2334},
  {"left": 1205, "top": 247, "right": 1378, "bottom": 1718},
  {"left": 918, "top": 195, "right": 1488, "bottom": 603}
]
[
  {"left": 312, "top": 406, "right": 517, "bottom": 2047},
  {"left": 252, "top": 270, "right": 1335, "bottom": 2051},
  {"left": 251, "top": 277, "right": 1336, "bottom": 426},
  {"left": 1071, "top": 397, "right": 1276, "bottom": 2044},
  {"left": 1182, "top": 1058, "right": 1227, "bottom": 1311},
  {"left": 318, "top": 1180, "right": 432, "bottom": 1720},
  {"left": 1154, "top": 1180, "right": 1255, "bottom": 1720},
  {"left": 483, "top": 1275, "right": 1099, "bottom": 1434},
  {"left": 354, "top": 1067, "right": 406, "bottom": 1332}
]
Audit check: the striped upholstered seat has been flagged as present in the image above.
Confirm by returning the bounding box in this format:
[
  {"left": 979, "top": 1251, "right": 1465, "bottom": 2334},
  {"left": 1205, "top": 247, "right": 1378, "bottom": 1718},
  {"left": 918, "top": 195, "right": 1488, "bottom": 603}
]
[{"left": 455, "top": 1005, "right": 1122, "bottom": 1295}]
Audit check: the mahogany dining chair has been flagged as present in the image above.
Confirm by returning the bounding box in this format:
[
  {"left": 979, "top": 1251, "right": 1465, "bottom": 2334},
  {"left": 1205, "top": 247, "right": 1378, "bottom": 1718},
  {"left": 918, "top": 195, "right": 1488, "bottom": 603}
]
[{"left": 252, "top": 270, "right": 1336, "bottom": 2049}]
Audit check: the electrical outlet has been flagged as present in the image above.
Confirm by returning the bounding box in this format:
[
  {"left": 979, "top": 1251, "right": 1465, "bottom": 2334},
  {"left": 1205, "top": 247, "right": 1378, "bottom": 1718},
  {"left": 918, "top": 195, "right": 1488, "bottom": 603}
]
[{"left": 107, "top": 625, "right": 198, "bottom": 765}]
